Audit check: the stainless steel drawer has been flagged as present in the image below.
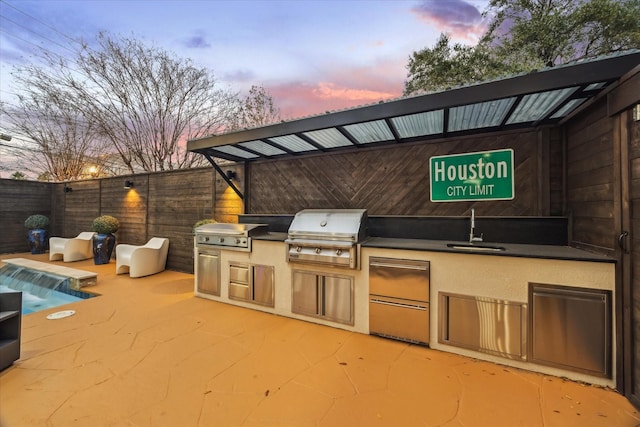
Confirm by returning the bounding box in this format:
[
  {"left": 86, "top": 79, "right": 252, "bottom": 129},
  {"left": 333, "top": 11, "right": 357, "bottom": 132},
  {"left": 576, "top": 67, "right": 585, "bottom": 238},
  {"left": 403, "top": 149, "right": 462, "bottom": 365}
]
[
  {"left": 229, "top": 282, "right": 250, "bottom": 301},
  {"left": 229, "top": 264, "right": 249, "bottom": 284},
  {"left": 369, "top": 296, "right": 429, "bottom": 344},
  {"left": 229, "top": 263, "right": 250, "bottom": 302},
  {"left": 369, "top": 257, "right": 429, "bottom": 302}
]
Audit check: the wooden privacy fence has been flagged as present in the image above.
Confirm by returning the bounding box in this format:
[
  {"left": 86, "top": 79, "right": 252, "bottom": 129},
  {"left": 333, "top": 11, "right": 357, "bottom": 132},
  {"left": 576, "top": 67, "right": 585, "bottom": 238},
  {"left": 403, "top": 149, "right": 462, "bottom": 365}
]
[{"left": 0, "top": 166, "right": 244, "bottom": 273}]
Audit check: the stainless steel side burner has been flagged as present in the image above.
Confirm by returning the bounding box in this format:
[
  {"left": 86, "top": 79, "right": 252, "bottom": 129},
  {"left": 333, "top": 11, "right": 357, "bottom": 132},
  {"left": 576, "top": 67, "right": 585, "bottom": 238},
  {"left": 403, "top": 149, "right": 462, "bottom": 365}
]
[{"left": 285, "top": 209, "right": 368, "bottom": 269}]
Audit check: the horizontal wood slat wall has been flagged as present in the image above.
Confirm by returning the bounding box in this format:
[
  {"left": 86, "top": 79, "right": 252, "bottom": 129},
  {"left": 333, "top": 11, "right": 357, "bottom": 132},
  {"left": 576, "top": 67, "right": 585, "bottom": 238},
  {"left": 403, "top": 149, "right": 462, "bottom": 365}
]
[
  {"left": 147, "top": 168, "right": 223, "bottom": 272},
  {"left": 0, "top": 167, "right": 225, "bottom": 273},
  {"left": 248, "top": 130, "right": 550, "bottom": 217},
  {"left": 628, "top": 107, "right": 640, "bottom": 401},
  {"left": 566, "top": 99, "right": 616, "bottom": 254},
  {"left": 0, "top": 180, "right": 52, "bottom": 255}
]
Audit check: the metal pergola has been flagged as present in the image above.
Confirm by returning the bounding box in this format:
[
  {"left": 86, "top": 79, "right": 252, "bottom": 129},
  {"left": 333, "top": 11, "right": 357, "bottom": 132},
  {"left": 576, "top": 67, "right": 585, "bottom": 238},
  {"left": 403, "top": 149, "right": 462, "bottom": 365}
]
[{"left": 188, "top": 50, "right": 640, "bottom": 199}]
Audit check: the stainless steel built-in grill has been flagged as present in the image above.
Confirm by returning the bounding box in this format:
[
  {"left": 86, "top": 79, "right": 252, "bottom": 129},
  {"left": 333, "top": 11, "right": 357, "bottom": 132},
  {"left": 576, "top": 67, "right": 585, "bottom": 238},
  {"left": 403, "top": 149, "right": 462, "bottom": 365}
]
[
  {"left": 195, "top": 223, "right": 268, "bottom": 252},
  {"left": 285, "top": 209, "right": 368, "bottom": 269}
]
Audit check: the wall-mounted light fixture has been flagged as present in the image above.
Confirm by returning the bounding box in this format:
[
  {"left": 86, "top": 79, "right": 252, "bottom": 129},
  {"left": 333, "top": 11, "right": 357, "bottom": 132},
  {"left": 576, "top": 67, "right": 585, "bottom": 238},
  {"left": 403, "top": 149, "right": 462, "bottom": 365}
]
[
  {"left": 64, "top": 185, "right": 73, "bottom": 193},
  {"left": 124, "top": 180, "right": 134, "bottom": 189},
  {"left": 226, "top": 170, "right": 237, "bottom": 180}
]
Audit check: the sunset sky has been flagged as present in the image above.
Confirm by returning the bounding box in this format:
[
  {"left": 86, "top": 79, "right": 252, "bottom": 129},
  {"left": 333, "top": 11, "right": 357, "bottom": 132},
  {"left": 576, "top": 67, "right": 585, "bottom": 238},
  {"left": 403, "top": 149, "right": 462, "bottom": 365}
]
[{"left": 0, "top": 0, "right": 490, "bottom": 120}]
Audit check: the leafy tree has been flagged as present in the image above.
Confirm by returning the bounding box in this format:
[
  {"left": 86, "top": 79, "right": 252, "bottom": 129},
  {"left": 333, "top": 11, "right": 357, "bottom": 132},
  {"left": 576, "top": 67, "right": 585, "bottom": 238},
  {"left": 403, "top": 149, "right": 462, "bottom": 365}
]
[
  {"left": 404, "top": 34, "right": 519, "bottom": 95},
  {"left": 575, "top": 0, "right": 640, "bottom": 56},
  {"left": 10, "top": 171, "right": 25, "bottom": 180},
  {"left": 404, "top": 0, "right": 640, "bottom": 95},
  {"left": 484, "top": 0, "right": 640, "bottom": 66}
]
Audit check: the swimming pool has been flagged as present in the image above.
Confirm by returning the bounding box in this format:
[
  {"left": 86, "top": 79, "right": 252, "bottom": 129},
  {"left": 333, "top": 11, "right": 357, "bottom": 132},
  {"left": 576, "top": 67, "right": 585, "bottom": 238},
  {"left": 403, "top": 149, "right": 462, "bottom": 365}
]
[{"left": 0, "top": 264, "right": 95, "bottom": 314}]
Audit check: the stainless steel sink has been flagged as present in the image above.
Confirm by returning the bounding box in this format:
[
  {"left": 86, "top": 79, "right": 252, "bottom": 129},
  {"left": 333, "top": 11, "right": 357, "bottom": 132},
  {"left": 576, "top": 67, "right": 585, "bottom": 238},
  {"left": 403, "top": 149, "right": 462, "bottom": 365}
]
[{"left": 446, "top": 243, "right": 506, "bottom": 252}]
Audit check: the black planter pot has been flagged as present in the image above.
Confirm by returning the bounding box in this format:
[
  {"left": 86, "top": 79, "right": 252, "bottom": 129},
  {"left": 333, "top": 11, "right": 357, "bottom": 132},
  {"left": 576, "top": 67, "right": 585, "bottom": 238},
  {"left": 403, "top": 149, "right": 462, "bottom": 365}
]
[
  {"left": 93, "top": 233, "right": 116, "bottom": 265},
  {"left": 27, "top": 228, "right": 48, "bottom": 254}
]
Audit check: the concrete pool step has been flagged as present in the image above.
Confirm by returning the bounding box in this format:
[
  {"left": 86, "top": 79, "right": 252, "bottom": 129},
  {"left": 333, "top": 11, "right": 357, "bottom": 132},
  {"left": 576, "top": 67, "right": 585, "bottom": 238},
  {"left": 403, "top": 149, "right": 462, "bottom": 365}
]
[{"left": 1, "top": 258, "right": 97, "bottom": 289}]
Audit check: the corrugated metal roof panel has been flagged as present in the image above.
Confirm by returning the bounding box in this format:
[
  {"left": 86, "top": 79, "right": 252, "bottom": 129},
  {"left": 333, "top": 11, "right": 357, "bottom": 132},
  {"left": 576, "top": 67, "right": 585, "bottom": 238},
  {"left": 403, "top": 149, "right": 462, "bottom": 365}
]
[
  {"left": 449, "top": 98, "right": 515, "bottom": 132},
  {"left": 391, "top": 110, "right": 444, "bottom": 138},
  {"left": 343, "top": 120, "right": 394, "bottom": 143},
  {"left": 507, "top": 87, "right": 578, "bottom": 124},
  {"left": 303, "top": 128, "right": 353, "bottom": 148},
  {"left": 268, "top": 135, "right": 317, "bottom": 152},
  {"left": 238, "top": 140, "right": 286, "bottom": 156}
]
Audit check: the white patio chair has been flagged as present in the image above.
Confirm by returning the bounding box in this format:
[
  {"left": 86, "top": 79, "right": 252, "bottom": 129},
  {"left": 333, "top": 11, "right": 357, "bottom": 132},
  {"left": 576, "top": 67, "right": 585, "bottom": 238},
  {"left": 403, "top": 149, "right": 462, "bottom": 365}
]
[
  {"left": 115, "top": 237, "right": 169, "bottom": 278},
  {"left": 49, "top": 232, "right": 96, "bottom": 262}
]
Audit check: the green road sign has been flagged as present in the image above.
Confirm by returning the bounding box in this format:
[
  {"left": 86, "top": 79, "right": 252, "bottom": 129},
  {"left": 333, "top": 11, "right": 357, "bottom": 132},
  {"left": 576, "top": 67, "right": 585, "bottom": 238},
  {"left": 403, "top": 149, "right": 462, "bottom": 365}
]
[{"left": 430, "top": 149, "right": 514, "bottom": 202}]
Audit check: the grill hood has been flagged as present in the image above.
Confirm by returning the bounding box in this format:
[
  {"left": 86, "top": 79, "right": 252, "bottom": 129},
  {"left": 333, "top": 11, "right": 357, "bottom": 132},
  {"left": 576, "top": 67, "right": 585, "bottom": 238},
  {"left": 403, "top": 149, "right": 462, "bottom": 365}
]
[
  {"left": 287, "top": 209, "right": 368, "bottom": 242},
  {"left": 286, "top": 209, "right": 369, "bottom": 269}
]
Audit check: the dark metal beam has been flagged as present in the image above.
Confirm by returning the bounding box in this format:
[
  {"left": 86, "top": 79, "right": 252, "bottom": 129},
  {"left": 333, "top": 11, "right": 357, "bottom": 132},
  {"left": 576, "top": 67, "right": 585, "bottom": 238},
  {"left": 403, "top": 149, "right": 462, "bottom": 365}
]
[{"left": 203, "top": 153, "right": 244, "bottom": 200}]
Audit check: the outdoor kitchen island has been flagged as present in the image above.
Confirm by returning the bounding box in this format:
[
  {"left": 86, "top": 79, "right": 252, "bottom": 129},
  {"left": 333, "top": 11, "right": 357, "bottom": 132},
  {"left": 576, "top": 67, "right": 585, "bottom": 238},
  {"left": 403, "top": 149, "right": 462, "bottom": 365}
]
[{"left": 195, "top": 217, "right": 616, "bottom": 389}]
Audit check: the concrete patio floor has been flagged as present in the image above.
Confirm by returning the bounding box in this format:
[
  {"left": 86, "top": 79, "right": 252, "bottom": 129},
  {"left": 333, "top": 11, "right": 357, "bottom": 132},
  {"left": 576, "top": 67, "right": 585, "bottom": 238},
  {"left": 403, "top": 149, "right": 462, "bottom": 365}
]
[{"left": 1, "top": 253, "right": 639, "bottom": 427}]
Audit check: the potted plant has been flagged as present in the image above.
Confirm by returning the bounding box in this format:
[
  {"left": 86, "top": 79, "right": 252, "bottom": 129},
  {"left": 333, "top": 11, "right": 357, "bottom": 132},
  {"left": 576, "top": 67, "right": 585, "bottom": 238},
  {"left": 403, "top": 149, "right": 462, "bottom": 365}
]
[
  {"left": 91, "top": 215, "right": 120, "bottom": 264},
  {"left": 24, "top": 214, "right": 50, "bottom": 254}
]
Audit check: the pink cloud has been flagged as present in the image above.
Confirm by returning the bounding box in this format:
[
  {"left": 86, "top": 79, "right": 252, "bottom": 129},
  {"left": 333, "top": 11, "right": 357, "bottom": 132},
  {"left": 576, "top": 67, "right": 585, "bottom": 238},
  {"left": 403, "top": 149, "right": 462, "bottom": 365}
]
[
  {"left": 267, "top": 59, "right": 405, "bottom": 120},
  {"left": 412, "top": 0, "right": 487, "bottom": 42}
]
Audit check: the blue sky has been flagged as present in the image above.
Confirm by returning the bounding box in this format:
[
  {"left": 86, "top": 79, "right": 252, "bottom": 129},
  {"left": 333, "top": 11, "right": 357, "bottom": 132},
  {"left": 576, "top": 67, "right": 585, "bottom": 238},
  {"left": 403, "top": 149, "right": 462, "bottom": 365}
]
[{"left": 0, "top": 0, "right": 489, "bottom": 120}]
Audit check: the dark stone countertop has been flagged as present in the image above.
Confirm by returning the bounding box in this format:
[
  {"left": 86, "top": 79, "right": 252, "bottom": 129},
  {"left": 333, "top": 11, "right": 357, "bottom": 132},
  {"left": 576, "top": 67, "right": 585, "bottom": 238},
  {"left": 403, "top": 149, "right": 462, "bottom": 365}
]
[
  {"left": 253, "top": 232, "right": 288, "bottom": 242},
  {"left": 362, "top": 237, "right": 615, "bottom": 263},
  {"left": 252, "top": 233, "right": 615, "bottom": 263}
]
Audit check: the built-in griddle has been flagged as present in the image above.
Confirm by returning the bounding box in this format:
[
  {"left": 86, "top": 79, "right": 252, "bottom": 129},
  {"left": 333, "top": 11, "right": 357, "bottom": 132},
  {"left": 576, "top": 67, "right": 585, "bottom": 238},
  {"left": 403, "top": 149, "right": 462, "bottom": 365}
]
[{"left": 194, "top": 223, "right": 268, "bottom": 252}]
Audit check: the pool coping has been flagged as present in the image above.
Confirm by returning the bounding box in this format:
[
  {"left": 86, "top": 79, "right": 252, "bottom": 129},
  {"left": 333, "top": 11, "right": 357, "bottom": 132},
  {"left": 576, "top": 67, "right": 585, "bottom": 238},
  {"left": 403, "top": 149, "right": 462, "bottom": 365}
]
[{"left": 1, "top": 258, "right": 97, "bottom": 290}]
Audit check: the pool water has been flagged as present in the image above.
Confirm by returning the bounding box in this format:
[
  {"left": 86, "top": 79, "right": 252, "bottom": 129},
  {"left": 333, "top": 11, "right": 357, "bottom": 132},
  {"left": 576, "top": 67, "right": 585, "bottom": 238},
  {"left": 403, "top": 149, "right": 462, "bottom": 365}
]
[
  {"left": 0, "top": 265, "right": 95, "bottom": 314},
  {"left": 0, "top": 284, "right": 86, "bottom": 314}
]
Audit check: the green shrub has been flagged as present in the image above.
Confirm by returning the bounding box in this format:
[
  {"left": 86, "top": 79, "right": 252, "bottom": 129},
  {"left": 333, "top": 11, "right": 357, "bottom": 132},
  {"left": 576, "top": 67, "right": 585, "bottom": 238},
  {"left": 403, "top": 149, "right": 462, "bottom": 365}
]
[
  {"left": 24, "top": 214, "right": 49, "bottom": 229},
  {"left": 92, "top": 215, "right": 120, "bottom": 234},
  {"left": 193, "top": 218, "right": 217, "bottom": 231}
]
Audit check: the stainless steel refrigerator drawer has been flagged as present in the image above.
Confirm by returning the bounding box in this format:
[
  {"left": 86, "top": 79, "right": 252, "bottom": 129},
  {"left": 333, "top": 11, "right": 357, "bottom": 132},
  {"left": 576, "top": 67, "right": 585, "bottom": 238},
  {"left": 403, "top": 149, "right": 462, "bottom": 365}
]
[
  {"left": 369, "top": 257, "right": 429, "bottom": 302},
  {"left": 369, "top": 296, "right": 429, "bottom": 344}
]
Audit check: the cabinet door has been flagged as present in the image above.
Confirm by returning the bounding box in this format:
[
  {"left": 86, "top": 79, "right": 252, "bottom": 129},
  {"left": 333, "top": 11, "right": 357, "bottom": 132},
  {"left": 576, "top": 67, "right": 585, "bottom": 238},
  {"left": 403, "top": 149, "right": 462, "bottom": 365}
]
[
  {"left": 197, "top": 252, "right": 220, "bottom": 296},
  {"left": 529, "top": 284, "right": 610, "bottom": 377},
  {"left": 323, "top": 275, "right": 353, "bottom": 325},
  {"left": 292, "top": 271, "right": 319, "bottom": 317},
  {"left": 253, "top": 265, "right": 274, "bottom": 307}
]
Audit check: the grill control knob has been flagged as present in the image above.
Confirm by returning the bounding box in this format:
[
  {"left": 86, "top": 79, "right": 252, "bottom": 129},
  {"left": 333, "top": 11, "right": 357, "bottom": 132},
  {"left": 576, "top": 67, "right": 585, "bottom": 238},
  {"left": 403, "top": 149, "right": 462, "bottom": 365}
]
[
  {"left": 315, "top": 248, "right": 321, "bottom": 254},
  {"left": 296, "top": 246, "right": 302, "bottom": 252},
  {"left": 336, "top": 249, "right": 342, "bottom": 256},
  {"left": 204, "top": 237, "right": 209, "bottom": 242},
  {"left": 236, "top": 238, "right": 241, "bottom": 244},
  {"left": 220, "top": 238, "right": 225, "bottom": 243}
]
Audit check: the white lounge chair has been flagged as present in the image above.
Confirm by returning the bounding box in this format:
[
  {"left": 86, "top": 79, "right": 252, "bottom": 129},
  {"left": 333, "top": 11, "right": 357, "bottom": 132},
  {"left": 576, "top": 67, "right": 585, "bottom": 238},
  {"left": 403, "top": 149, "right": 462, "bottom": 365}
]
[
  {"left": 49, "top": 232, "right": 96, "bottom": 262},
  {"left": 115, "top": 237, "right": 169, "bottom": 278}
]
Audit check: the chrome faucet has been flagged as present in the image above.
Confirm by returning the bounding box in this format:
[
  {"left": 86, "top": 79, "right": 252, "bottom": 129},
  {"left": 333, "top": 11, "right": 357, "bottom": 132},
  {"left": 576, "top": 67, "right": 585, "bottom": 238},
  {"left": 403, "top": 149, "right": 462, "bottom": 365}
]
[{"left": 469, "top": 209, "right": 483, "bottom": 243}]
